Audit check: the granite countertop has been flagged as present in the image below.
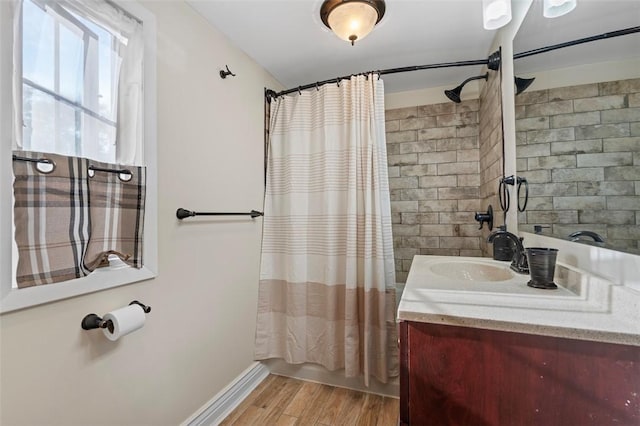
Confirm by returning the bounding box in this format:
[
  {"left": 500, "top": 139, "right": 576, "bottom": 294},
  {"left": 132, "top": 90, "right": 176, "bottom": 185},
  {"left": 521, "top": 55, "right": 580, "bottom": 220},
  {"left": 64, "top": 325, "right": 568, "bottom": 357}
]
[{"left": 397, "top": 255, "right": 640, "bottom": 346}]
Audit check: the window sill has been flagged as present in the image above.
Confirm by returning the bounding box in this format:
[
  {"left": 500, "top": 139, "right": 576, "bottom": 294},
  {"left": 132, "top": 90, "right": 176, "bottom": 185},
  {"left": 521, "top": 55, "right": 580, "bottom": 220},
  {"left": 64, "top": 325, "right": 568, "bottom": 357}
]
[{"left": 0, "top": 265, "right": 156, "bottom": 314}]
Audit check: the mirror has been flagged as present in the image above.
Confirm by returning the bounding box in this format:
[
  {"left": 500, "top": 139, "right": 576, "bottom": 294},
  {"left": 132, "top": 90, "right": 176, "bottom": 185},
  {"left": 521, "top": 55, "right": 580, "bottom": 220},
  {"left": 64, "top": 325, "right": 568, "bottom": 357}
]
[{"left": 513, "top": 0, "right": 640, "bottom": 254}]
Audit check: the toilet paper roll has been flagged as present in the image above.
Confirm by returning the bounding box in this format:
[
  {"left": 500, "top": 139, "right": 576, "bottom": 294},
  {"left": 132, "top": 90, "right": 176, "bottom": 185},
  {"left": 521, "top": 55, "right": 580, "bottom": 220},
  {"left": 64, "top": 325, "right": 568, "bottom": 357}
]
[{"left": 102, "top": 304, "right": 146, "bottom": 341}]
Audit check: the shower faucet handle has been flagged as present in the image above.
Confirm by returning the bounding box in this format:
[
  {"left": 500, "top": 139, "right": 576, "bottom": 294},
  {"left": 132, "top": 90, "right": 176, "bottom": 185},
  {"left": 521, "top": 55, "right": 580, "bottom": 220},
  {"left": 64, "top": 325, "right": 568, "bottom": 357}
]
[
  {"left": 534, "top": 225, "right": 551, "bottom": 234},
  {"left": 474, "top": 205, "right": 493, "bottom": 231}
]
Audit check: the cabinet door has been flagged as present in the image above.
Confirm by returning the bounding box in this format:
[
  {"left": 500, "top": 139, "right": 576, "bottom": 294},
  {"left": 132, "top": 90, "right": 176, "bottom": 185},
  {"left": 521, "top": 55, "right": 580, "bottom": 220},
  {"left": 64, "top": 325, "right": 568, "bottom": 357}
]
[{"left": 400, "top": 321, "right": 640, "bottom": 426}]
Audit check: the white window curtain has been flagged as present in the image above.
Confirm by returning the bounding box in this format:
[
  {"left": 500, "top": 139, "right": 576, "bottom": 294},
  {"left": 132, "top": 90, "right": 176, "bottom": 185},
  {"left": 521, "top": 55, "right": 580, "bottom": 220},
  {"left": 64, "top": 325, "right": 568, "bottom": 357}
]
[
  {"left": 255, "top": 75, "right": 399, "bottom": 386},
  {"left": 12, "top": 0, "right": 144, "bottom": 165}
]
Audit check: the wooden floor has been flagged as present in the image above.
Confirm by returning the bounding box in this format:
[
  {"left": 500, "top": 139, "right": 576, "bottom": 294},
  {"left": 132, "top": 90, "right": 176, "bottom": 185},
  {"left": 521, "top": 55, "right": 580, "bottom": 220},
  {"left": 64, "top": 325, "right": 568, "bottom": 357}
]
[{"left": 220, "top": 374, "right": 399, "bottom": 426}]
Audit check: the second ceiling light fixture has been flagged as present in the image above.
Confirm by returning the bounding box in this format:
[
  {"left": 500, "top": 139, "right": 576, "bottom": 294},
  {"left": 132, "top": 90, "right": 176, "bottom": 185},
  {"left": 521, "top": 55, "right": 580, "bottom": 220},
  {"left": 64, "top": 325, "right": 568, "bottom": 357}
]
[{"left": 483, "top": 0, "right": 578, "bottom": 30}]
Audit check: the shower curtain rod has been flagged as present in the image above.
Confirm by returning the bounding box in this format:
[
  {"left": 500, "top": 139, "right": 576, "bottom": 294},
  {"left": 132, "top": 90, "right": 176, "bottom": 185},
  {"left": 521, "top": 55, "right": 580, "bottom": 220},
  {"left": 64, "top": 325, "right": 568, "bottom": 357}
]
[
  {"left": 265, "top": 50, "right": 502, "bottom": 100},
  {"left": 514, "top": 26, "right": 640, "bottom": 60}
]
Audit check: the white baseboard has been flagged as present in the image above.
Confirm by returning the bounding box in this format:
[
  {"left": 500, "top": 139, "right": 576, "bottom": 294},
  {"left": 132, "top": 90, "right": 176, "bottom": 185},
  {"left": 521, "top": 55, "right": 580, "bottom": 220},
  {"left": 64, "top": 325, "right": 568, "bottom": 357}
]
[{"left": 182, "top": 362, "right": 270, "bottom": 426}]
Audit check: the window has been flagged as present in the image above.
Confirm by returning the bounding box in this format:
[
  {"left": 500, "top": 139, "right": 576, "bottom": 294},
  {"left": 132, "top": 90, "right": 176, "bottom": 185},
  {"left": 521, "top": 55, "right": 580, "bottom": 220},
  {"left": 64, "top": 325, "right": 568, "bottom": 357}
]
[
  {"left": 0, "top": 0, "right": 157, "bottom": 312},
  {"left": 23, "top": 0, "right": 118, "bottom": 162},
  {"left": 18, "top": 0, "right": 144, "bottom": 165}
]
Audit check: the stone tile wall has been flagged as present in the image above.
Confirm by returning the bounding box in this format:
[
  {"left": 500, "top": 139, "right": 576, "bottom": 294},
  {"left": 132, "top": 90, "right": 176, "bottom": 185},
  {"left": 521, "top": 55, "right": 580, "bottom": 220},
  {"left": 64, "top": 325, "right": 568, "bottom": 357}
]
[
  {"left": 385, "top": 100, "right": 483, "bottom": 283},
  {"left": 515, "top": 78, "right": 640, "bottom": 254}
]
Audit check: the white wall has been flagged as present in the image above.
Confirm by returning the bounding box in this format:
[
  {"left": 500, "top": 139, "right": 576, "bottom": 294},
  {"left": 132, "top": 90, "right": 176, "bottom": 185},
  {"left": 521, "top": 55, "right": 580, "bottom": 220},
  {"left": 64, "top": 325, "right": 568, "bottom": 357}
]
[
  {"left": 384, "top": 80, "right": 482, "bottom": 110},
  {"left": 0, "top": 1, "right": 281, "bottom": 424}
]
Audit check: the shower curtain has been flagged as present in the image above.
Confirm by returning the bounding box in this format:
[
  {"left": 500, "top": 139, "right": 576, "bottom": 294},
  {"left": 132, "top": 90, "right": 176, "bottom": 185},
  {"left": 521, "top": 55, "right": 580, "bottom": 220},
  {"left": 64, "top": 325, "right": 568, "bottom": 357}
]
[{"left": 255, "top": 74, "right": 398, "bottom": 385}]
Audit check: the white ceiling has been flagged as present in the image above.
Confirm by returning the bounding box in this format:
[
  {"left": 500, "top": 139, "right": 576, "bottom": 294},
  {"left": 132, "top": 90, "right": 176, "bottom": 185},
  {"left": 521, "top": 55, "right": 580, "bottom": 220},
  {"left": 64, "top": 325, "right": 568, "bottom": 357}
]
[
  {"left": 186, "top": 0, "right": 497, "bottom": 93},
  {"left": 186, "top": 0, "right": 640, "bottom": 94}
]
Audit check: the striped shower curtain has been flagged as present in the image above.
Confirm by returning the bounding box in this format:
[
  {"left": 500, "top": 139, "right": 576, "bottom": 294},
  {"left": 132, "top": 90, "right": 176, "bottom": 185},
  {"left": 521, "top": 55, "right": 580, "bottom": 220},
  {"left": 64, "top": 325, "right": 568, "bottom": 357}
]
[{"left": 255, "top": 74, "right": 398, "bottom": 385}]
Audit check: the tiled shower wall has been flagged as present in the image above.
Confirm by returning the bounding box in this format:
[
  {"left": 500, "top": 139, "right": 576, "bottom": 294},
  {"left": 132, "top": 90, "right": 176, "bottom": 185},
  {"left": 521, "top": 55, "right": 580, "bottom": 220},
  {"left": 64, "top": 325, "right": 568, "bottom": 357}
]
[
  {"left": 385, "top": 101, "right": 483, "bottom": 283},
  {"left": 386, "top": 70, "right": 504, "bottom": 283},
  {"left": 515, "top": 78, "right": 640, "bottom": 254}
]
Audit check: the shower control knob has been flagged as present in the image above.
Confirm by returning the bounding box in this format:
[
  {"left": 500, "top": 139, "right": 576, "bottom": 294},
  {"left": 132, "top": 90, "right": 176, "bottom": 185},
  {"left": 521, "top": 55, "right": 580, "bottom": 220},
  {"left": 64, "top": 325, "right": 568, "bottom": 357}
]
[{"left": 474, "top": 205, "right": 494, "bottom": 231}]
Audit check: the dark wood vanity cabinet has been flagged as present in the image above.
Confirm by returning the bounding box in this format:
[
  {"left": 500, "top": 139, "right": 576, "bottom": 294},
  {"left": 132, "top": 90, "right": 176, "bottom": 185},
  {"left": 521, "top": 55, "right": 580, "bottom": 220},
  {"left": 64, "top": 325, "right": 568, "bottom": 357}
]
[{"left": 399, "top": 321, "right": 640, "bottom": 426}]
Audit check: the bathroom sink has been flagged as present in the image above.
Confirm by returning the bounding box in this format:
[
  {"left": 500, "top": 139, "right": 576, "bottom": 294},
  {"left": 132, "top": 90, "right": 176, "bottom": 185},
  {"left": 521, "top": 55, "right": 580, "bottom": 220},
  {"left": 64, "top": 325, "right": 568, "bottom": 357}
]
[
  {"left": 403, "top": 256, "right": 583, "bottom": 297},
  {"left": 429, "top": 261, "right": 514, "bottom": 282}
]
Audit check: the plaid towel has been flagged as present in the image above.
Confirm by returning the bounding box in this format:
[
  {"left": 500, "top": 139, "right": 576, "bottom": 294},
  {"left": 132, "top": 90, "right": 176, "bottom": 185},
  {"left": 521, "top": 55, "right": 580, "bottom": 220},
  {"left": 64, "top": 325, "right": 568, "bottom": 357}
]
[
  {"left": 12, "top": 151, "right": 91, "bottom": 287},
  {"left": 84, "top": 160, "right": 146, "bottom": 271}
]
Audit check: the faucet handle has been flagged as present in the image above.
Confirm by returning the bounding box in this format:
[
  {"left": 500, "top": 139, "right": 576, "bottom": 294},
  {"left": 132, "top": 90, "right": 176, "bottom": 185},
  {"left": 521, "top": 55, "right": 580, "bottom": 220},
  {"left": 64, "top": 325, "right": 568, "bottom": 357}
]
[
  {"left": 474, "top": 205, "right": 493, "bottom": 231},
  {"left": 534, "top": 225, "right": 550, "bottom": 234}
]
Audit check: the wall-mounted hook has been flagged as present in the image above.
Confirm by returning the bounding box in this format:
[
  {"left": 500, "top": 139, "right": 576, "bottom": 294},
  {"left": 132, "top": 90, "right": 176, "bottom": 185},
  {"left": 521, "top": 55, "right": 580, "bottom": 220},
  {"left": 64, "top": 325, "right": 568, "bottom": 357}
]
[{"left": 219, "top": 65, "right": 236, "bottom": 79}]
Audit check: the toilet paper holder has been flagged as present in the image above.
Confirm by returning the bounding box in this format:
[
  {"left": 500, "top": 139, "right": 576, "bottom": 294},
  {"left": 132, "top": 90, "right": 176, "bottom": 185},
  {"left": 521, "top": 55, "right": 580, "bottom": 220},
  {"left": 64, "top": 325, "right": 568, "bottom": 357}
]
[{"left": 81, "top": 301, "right": 151, "bottom": 331}]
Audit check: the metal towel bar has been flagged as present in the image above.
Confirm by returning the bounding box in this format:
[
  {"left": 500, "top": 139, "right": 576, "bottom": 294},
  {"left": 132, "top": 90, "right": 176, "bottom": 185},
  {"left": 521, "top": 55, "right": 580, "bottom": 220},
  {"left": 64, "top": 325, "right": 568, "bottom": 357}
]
[{"left": 176, "top": 208, "right": 263, "bottom": 220}]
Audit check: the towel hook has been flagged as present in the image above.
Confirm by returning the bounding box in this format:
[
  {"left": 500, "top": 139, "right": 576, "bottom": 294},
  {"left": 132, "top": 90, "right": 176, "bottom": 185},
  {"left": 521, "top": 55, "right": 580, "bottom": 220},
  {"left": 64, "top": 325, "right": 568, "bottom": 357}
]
[{"left": 219, "top": 65, "right": 236, "bottom": 79}]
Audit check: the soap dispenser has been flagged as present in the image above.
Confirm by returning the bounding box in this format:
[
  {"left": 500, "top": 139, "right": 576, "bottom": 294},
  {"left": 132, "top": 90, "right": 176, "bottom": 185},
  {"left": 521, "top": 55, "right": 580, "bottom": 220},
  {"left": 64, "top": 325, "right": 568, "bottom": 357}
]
[{"left": 490, "top": 226, "right": 515, "bottom": 261}]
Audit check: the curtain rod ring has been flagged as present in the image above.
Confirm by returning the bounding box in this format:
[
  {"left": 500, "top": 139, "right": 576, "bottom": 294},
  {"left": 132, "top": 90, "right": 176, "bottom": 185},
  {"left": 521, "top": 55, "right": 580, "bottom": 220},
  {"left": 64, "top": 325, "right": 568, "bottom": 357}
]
[
  {"left": 12, "top": 155, "right": 56, "bottom": 174},
  {"left": 336, "top": 78, "right": 340, "bottom": 87},
  {"left": 315, "top": 82, "right": 319, "bottom": 91},
  {"left": 88, "top": 165, "right": 133, "bottom": 182},
  {"left": 298, "top": 86, "right": 302, "bottom": 95}
]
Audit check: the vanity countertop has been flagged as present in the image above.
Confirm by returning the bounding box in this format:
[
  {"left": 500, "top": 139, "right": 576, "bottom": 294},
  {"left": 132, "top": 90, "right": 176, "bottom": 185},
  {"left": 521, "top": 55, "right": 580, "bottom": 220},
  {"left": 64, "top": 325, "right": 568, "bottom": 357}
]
[{"left": 397, "top": 255, "right": 640, "bottom": 346}]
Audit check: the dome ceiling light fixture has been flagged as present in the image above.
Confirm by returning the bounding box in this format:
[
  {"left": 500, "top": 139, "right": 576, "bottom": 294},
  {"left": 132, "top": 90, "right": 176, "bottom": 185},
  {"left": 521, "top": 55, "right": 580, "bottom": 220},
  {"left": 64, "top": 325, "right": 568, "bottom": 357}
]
[
  {"left": 320, "top": 0, "right": 386, "bottom": 46},
  {"left": 543, "top": 0, "right": 577, "bottom": 18},
  {"left": 482, "top": 0, "right": 512, "bottom": 30}
]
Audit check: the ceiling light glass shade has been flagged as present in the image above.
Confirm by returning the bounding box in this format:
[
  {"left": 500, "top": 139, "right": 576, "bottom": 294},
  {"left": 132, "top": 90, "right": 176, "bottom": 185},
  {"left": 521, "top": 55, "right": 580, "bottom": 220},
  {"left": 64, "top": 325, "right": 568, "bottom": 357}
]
[
  {"left": 320, "top": 0, "right": 386, "bottom": 45},
  {"left": 543, "top": 0, "right": 577, "bottom": 18},
  {"left": 482, "top": 0, "right": 512, "bottom": 30}
]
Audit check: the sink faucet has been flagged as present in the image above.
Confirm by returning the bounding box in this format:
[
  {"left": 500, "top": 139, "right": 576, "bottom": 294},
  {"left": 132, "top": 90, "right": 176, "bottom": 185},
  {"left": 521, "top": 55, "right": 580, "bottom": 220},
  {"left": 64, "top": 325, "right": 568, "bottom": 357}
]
[
  {"left": 568, "top": 230, "right": 605, "bottom": 244},
  {"left": 487, "top": 230, "right": 529, "bottom": 274}
]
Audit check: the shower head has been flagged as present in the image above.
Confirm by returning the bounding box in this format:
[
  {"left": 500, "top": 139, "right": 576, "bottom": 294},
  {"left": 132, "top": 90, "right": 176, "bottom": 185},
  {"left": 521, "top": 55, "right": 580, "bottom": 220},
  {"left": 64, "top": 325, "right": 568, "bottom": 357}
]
[
  {"left": 444, "top": 87, "right": 463, "bottom": 103},
  {"left": 515, "top": 76, "right": 536, "bottom": 95},
  {"left": 444, "top": 73, "right": 488, "bottom": 103}
]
